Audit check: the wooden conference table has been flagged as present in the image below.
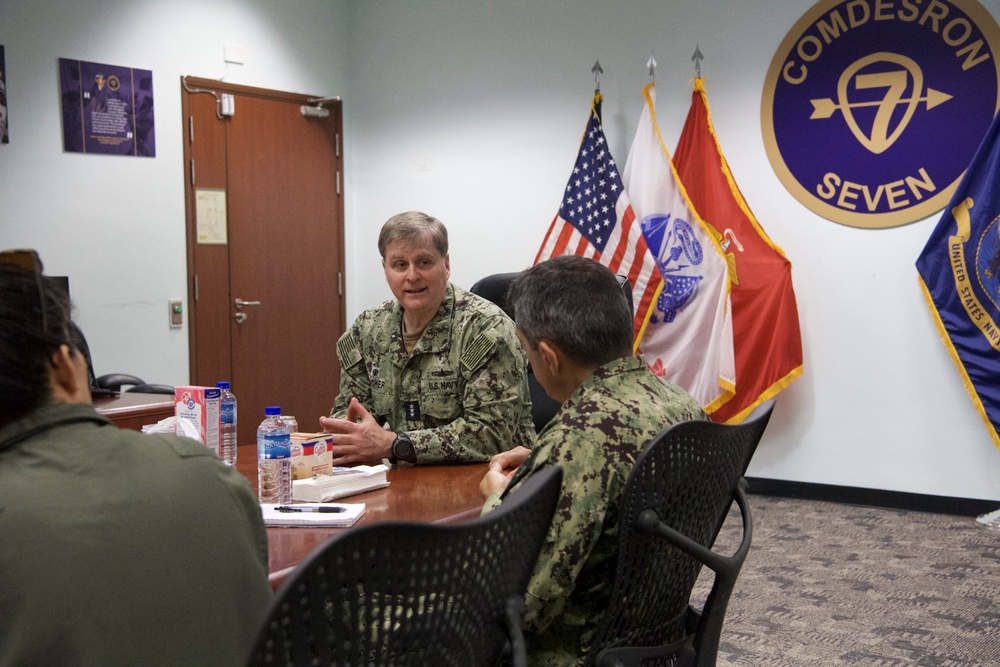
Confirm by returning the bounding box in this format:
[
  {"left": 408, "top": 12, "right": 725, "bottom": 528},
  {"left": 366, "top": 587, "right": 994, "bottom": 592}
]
[
  {"left": 92, "top": 394, "right": 488, "bottom": 590},
  {"left": 93, "top": 392, "right": 174, "bottom": 432},
  {"left": 233, "top": 447, "right": 488, "bottom": 590}
]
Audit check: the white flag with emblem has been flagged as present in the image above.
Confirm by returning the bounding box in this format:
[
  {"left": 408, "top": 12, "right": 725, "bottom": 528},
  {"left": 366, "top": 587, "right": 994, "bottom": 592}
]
[{"left": 623, "top": 83, "right": 736, "bottom": 413}]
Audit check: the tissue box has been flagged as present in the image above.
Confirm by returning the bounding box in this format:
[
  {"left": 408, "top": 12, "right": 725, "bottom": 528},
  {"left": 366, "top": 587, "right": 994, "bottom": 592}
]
[
  {"left": 174, "top": 386, "right": 220, "bottom": 456},
  {"left": 290, "top": 432, "right": 334, "bottom": 480}
]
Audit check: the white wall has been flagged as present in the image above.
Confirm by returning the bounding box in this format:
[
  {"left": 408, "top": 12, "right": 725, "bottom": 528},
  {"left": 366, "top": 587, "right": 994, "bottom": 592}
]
[
  {"left": 3, "top": 0, "right": 1000, "bottom": 502},
  {"left": 342, "top": 0, "right": 1000, "bottom": 502},
  {"left": 1, "top": 0, "right": 350, "bottom": 386}
]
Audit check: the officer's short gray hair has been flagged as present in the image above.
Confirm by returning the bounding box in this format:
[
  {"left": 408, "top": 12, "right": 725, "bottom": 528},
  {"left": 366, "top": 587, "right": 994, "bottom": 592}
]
[
  {"left": 507, "top": 256, "right": 633, "bottom": 368},
  {"left": 378, "top": 211, "right": 449, "bottom": 259}
]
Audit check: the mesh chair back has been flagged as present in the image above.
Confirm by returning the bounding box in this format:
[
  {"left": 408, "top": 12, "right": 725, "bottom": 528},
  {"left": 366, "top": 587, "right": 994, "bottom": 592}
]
[
  {"left": 589, "top": 405, "right": 774, "bottom": 667},
  {"left": 468, "top": 271, "right": 521, "bottom": 318},
  {"left": 249, "top": 466, "right": 563, "bottom": 667}
]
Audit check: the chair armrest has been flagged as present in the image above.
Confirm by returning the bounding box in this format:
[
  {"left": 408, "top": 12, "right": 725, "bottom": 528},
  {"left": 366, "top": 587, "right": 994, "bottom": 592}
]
[{"left": 635, "top": 481, "right": 752, "bottom": 574}]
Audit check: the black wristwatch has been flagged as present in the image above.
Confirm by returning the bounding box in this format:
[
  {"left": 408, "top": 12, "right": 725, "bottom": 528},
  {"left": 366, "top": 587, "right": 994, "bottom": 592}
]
[{"left": 390, "top": 432, "right": 417, "bottom": 464}]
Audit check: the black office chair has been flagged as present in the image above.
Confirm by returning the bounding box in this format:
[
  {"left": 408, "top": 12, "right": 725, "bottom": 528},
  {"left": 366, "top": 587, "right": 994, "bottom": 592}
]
[
  {"left": 126, "top": 383, "right": 176, "bottom": 395},
  {"left": 247, "top": 466, "right": 563, "bottom": 667},
  {"left": 590, "top": 402, "right": 774, "bottom": 667},
  {"left": 469, "top": 270, "right": 633, "bottom": 433},
  {"left": 95, "top": 372, "right": 147, "bottom": 392}
]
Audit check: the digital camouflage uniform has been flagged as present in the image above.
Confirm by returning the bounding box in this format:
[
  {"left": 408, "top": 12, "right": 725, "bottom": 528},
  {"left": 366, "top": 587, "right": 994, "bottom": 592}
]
[
  {"left": 332, "top": 282, "right": 534, "bottom": 463},
  {"left": 482, "top": 355, "right": 707, "bottom": 667}
]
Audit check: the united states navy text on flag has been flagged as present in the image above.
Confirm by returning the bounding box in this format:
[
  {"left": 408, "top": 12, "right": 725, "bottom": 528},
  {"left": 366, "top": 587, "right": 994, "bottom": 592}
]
[
  {"left": 916, "top": 110, "right": 1000, "bottom": 451},
  {"left": 535, "top": 93, "right": 659, "bottom": 337}
]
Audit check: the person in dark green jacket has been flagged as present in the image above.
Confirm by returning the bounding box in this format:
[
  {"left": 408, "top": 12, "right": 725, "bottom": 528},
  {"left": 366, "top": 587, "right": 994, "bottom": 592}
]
[{"left": 0, "top": 250, "right": 272, "bottom": 667}]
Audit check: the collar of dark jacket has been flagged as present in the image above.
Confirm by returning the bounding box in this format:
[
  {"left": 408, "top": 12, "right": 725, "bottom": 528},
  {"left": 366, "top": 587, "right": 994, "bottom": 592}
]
[{"left": 0, "top": 403, "right": 110, "bottom": 454}]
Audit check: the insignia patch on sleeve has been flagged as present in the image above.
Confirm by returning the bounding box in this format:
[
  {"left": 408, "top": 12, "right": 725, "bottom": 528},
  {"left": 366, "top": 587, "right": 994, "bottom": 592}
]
[
  {"left": 461, "top": 331, "right": 497, "bottom": 373},
  {"left": 336, "top": 332, "right": 363, "bottom": 368}
]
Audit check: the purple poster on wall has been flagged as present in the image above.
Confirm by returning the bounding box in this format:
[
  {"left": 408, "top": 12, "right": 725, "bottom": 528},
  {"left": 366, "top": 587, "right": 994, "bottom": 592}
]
[
  {"left": 59, "top": 57, "right": 155, "bottom": 157},
  {"left": 1, "top": 46, "right": 8, "bottom": 144}
]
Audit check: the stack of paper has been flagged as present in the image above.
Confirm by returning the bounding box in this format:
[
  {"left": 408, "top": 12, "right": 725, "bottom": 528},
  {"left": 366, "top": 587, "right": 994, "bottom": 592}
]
[
  {"left": 260, "top": 503, "right": 366, "bottom": 527},
  {"left": 292, "top": 464, "right": 389, "bottom": 502}
]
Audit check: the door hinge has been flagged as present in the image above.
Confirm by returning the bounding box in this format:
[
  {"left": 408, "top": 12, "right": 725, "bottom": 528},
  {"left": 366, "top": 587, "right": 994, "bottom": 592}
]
[
  {"left": 336, "top": 171, "right": 341, "bottom": 195},
  {"left": 190, "top": 159, "right": 195, "bottom": 185},
  {"left": 338, "top": 272, "right": 343, "bottom": 296},
  {"left": 336, "top": 133, "right": 340, "bottom": 158},
  {"left": 194, "top": 274, "right": 199, "bottom": 302},
  {"left": 189, "top": 115, "right": 194, "bottom": 143}
]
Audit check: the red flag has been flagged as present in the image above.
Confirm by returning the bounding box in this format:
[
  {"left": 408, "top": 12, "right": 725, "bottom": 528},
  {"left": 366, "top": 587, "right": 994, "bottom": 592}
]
[
  {"left": 535, "top": 93, "right": 659, "bottom": 338},
  {"left": 673, "top": 79, "right": 803, "bottom": 423}
]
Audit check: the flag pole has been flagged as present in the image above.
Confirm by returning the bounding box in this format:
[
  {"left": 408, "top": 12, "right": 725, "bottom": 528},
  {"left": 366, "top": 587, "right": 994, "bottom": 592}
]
[
  {"left": 647, "top": 51, "right": 657, "bottom": 83},
  {"left": 591, "top": 60, "right": 603, "bottom": 94}
]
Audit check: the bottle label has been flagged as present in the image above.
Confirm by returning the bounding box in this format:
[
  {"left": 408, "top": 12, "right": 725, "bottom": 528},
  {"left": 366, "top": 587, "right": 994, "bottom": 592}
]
[
  {"left": 221, "top": 401, "right": 236, "bottom": 425},
  {"left": 259, "top": 433, "right": 290, "bottom": 459}
]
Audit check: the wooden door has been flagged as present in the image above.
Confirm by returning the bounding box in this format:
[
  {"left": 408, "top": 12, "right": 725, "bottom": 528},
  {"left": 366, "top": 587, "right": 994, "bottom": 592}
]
[{"left": 182, "top": 78, "right": 345, "bottom": 450}]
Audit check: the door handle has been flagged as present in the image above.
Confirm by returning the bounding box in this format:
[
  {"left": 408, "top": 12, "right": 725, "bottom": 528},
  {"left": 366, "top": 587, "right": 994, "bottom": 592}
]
[{"left": 235, "top": 298, "right": 261, "bottom": 309}]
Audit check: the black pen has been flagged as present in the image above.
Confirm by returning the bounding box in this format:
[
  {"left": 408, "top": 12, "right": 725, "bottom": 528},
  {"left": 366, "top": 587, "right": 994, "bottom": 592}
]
[{"left": 275, "top": 505, "right": 345, "bottom": 513}]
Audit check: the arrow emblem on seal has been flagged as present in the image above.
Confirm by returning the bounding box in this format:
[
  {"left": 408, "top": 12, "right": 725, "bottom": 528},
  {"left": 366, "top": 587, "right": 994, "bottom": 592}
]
[{"left": 810, "top": 88, "right": 953, "bottom": 119}]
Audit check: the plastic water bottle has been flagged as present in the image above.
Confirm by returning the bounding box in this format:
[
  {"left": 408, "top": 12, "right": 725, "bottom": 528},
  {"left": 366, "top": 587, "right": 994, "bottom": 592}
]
[
  {"left": 257, "top": 406, "right": 292, "bottom": 504},
  {"left": 217, "top": 381, "right": 238, "bottom": 466},
  {"left": 280, "top": 415, "right": 298, "bottom": 434}
]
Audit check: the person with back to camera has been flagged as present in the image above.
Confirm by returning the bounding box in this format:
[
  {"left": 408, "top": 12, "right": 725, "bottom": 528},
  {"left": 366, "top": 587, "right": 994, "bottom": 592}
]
[
  {"left": 320, "top": 211, "right": 534, "bottom": 465},
  {"left": 479, "top": 255, "right": 708, "bottom": 667},
  {"left": 0, "top": 249, "right": 272, "bottom": 667}
]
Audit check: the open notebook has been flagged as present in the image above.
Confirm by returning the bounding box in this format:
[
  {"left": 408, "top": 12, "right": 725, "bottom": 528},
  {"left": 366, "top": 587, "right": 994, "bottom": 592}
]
[{"left": 260, "top": 503, "right": 366, "bottom": 528}]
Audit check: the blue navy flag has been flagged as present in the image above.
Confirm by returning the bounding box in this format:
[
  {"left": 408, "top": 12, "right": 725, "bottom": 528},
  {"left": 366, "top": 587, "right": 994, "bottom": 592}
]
[{"left": 916, "top": 110, "right": 1000, "bottom": 451}]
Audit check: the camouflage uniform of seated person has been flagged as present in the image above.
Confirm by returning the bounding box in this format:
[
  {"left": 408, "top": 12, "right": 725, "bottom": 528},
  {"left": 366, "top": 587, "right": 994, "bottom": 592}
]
[
  {"left": 321, "top": 211, "right": 534, "bottom": 465},
  {"left": 479, "top": 255, "right": 707, "bottom": 667}
]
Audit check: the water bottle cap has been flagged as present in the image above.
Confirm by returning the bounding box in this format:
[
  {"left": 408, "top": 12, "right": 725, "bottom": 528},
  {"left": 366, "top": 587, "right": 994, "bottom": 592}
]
[
  {"left": 217, "top": 381, "right": 230, "bottom": 389},
  {"left": 265, "top": 406, "right": 281, "bottom": 416}
]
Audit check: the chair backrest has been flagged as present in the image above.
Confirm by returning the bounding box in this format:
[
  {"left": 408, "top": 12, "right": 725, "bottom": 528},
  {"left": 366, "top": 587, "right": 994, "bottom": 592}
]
[
  {"left": 126, "top": 383, "right": 176, "bottom": 395},
  {"left": 468, "top": 271, "right": 633, "bottom": 320},
  {"left": 248, "top": 466, "right": 563, "bottom": 667},
  {"left": 590, "top": 403, "right": 774, "bottom": 667},
  {"left": 469, "top": 270, "right": 633, "bottom": 433},
  {"left": 96, "top": 373, "right": 147, "bottom": 392}
]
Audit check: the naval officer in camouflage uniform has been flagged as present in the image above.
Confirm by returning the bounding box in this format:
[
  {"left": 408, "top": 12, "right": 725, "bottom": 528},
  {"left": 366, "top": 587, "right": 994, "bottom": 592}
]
[
  {"left": 320, "top": 211, "right": 534, "bottom": 465},
  {"left": 480, "top": 256, "right": 707, "bottom": 667}
]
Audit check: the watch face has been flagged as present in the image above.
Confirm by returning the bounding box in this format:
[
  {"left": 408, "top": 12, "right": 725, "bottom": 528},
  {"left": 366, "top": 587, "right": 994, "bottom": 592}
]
[{"left": 394, "top": 434, "right": 414, "bottom": 461}]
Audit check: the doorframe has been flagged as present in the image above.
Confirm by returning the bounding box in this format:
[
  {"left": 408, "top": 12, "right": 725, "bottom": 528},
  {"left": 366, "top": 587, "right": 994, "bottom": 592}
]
[{"left": 179, "top": 76, "right": 346, "bottom": 385}]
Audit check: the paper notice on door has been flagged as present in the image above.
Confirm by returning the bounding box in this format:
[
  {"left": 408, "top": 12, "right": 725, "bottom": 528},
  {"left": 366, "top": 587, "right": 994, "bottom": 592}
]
[{"left": 196, "top": 188, "right": 227, "bottom": 244}]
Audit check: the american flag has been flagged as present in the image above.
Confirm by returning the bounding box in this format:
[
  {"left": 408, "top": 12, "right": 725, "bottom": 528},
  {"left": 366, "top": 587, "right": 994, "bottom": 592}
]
[{"left": 534, "top": 94, "right": 660, "bottom": 338}]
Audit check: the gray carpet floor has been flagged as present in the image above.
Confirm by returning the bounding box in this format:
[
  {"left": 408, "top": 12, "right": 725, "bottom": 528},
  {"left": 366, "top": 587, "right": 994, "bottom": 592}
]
[{"left": 695, "top": 495, "right": 1000, "bottom": 666}]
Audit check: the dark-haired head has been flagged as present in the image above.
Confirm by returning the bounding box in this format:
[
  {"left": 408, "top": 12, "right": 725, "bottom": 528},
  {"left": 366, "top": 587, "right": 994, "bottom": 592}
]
[
  {"left": 507, "top": 256, "right": 633, "bottom": 369},
  {"left": 0, "top": 259, "right": 77, "bottom": 427}
]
